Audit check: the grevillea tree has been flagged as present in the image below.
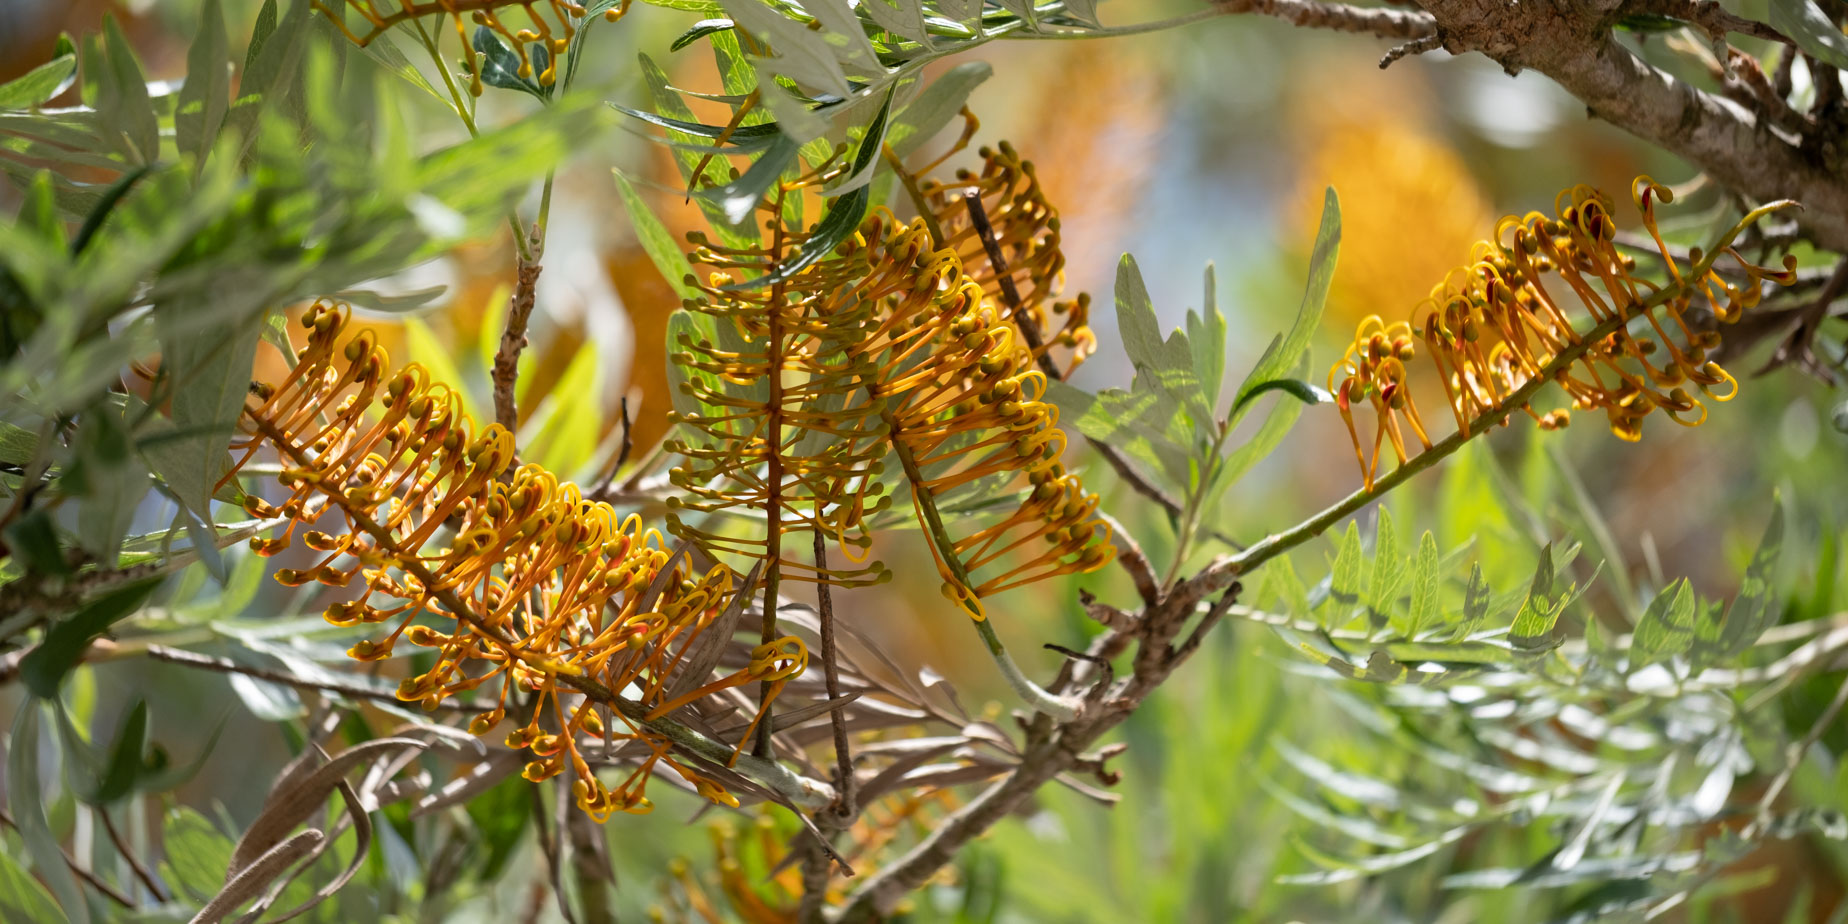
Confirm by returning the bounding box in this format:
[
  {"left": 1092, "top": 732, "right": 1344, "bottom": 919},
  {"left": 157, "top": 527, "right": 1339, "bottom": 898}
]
[{"left": 4, "top": 0, "right": 1848, "bottom": 921}]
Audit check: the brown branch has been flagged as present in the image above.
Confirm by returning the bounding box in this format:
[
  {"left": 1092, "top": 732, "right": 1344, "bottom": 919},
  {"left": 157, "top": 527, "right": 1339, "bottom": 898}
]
[
  {"left": 1404, "top": 0, "right": 1848, "bottom": 252},
  {"left": 832, "top": 570, "right": 1236, "bottom": 921},
  {"left": 492, "top": 248, "right": 544, "bottom": 432},
  {"left": 1213, "top": 0, "right": 1436, "bottom": 41}
]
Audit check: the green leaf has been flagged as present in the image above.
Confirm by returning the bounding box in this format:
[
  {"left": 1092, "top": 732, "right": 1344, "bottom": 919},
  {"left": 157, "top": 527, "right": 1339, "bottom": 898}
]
[
  {"left": 1217, "top": 353, "right": 1311, "bottom": 486},
  {"left": 888, "top": 61, "right": 990, "bottom": 158},
  {"left": 2, "top": 511, "right": 68, "bottom": 578},
  {"left": 615, "top": 170, "right": 698, "bottom": 301},
  {"left": 1328, "top": 520, "right": 1364, "bottom": 624},
  {"left": 246, "top": 0, "right": 279, "bottom": 73},
  {"left": 175, "top": 0, "right": 230, "bottom": 166},
  {"left": 1187, "top": 262, "right": 1228, "bottom": 409},
  {"left": 673, "top": 19, "right": 736, "bottom": 52},
  {"left": 0, "top": 422, "right": 40, "bottom": 467},
  {"left": 610, "top": 103, "right": 784, "bottom": 151},
  {"left": 68, "top": 163, "right": 152, "bottom": 257},
  {"left": 0, "top": 36, "right": 77, "bottom": 109},
  {"left": 1232, "top": 186, "right": 1339, "bottom": 426},
  {"left": 520, "top": 345, "right": 601, "bottom": 475},
  {"left": 226, "top": 0, "right": 310, "bottom": 149},
  {"left": 1043, "top": 381, "right": 1193, "bottom": 487},
  {"left": 90, "top": 699, "right": 151, "bottom": 804},
  {"left": 1230, "top": 377, "right": 1331, "bottom": 418},
  {"left": 695, "top": 134, "right": 801, "bottom": 225},
  {"left": 720, "top": 0, "right": 853, "bottom": 98},
  {"left": 1115, "top": 254, "right": 1204, "bottom": 430},
  {"left": 1771, "top": 0, "right": 1848, "bottom": 70},
  {"left": 1508, "top": 544, "right": 1566, "bottom": 650},
  {"left": 1400, "top": 531, "right": 1440, "bottom": 640},
  {"left": 1632, "top": 579, "right": 1697, "bottom": 672},
  {"left": 1369, "top": 508, "right": 1402, "bottom": 618},
  {"left": 157, "top": 310, "right": 264, "bottom": 517},
  {"left": 69, "top": 404, "right": 146, "bottom": 562},
  {"left": 473, "top": 26, "right": 550, "bottom": 100},
  {"left": 98, "top": 15, "right": 160, "bottom": 164},
  {"left": 17, "top": 171, "right": 63, "bottom": 249},
  {"left": 1271, "top": 550, "right": 1315, "bottom": 617},
  {"left": 724, "top": 89, "right": 893, "bottom": 290},
  {"left": 402, "top": 315, "right": 482, "bottom": 425},
  {"left": 158, "top": 807, "right": 237, "bottom": 903},
  {"left": 0, "top": 844, "right": 64, "bottom": 924},
  {"left": 176, "top": 503, "right": 228, "bottom": 586},
  {"left": 1450, "top": 562, "right": 1491, "bottom": 641},
  {"left": 631, "top": 52, "right": 764, "bottom": 247},
  {"left": 8, "top": 706, "right": 89, "bottom": 924},
  {"left": 1700, "top": 502, "right": 1784, "bottom": 661},
  {"left": 862, "top": 0, "right": 937, "bottom": 47},
  {"left": 21, "top": 579, "right": 160, "bottom": 698}
]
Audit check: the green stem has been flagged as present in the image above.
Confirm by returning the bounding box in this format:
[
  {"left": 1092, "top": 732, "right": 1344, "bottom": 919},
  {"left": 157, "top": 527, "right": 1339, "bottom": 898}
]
[
  {"left": 881, "top": 408, "right": 1081, "bottom": 720},
  {"left": 415, "top": 20, "right": 534, "bottom": 263}
]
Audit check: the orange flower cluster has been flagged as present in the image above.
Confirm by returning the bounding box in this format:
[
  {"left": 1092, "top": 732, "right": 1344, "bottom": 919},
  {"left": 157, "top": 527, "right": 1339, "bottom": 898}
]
[
  {"left": 924, "top": 140, "right": 1097, "bottom": 376},
  {"left": 1331, "top": 178, "right": 1797, "bottom": 487},
  {"left": 674, "top": 202, "right": 1114, "bottom": 623},
  {"left": 227, "top": 301, "right": 804, "bottom": 819},
  {"left": 846, "top": 216, "right": 1115, "bottom": 612},
  {"left": 312, "top": 0, "right": 627, "bottom": 93}
]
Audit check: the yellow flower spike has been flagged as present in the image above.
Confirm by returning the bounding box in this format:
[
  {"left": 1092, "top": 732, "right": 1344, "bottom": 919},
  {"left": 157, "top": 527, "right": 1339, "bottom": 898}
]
[
  {"left": 228, "top": 302, "right": 812, "bottom": 820},
  {"left": 1330, "top": 178, "right": 1796, "bottom": 485}
]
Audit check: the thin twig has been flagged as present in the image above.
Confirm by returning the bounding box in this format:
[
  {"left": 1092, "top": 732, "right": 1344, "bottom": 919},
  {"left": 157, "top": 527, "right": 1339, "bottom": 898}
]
[
  {"left": 492, "top": 250, "right": 545, "bottom": 432},
  {"left": 132, "top": 644, "right": 477, "bottom": 713},
  {"left": 586, "top": 397, "right": 635, "bottom": 504},
  {"left": 99, "top": 805, "right": 167, "bottom": 903},
  {"left": 812, "top": 529, "right": 854, "bottom": 817},
  {"left": 1380, "top": 34, "right": 1442, "bottom": 69}
]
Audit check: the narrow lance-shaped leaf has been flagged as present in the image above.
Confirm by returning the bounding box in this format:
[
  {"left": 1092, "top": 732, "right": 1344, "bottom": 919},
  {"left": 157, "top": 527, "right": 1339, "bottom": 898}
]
[
  {"left": 1632, "top": 578, "right": 1697, "bottom": 672},
  {"left": 8, "top": 706, "right": 90, "bottom": 924},
  {"left": 175, "top": 0, "right": 229, "bottom": 166},
  {"left": 0, "top": 34, "right": 76, "bottom": 109},
  {"left": 1399, "top": 531, "right": 1440, "bottom": 640},
  {"left": 1369, "top": 507, "right": 1403, "bottom": 618},
  {"left": 1327, "top": 520, "right": 1364, "bottom": 626},
  {"left": 724, "top": 89, "right": 894, "bottom": 290},
  {"left": 1508, "top": 544, "right": 1565, "bottom": 649},
  {"left": 1233, "top": 186, "right": 1340, "bottom": 425}
]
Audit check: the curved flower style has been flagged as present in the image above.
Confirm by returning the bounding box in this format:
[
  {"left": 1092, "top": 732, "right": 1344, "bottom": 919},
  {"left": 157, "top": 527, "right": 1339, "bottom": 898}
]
[
  {"left": 669, "top": 229, "right": 894, "bottom": 592},
  {"left": 312, "top": 0, "right": 627, "bottom": 93},
  {"left": 226, "top": 301, "right": 803, "bottom": 819},
  {"left": 672, "top": 208, "right": 1113, "bottom": 623},
  {"left": 1330, "top": 178, "right": 1798, "bottom": 488},
  {"left": 923, "top": 140, "right": 1097, "bottom": 377},
  {"left": 843, "top": 215, "right": 1115, "bottom": 616}
]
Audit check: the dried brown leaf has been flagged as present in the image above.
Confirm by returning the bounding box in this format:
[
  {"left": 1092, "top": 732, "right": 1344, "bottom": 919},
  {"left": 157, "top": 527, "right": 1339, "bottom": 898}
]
[{"left": 187, "top": 830, "right": 322, "bottom": 924}]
